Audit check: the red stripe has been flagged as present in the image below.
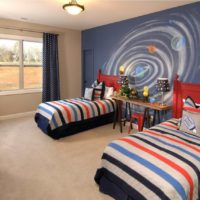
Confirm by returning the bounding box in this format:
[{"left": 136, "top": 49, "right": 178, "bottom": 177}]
[
  {"left": 96, "top": 100, "right": 106, "bottom": 114},
  {"left": 94, "top": 91, "right": 101, "bottom": 100},
  {"left": 120, "top": 138, "right": 194, "bottom": 200},
  {"left": 162, "top": 122, "right": 178, "bottom": 129},
  {"left": 52, "top": 102, "right": 71, "bottom": 123},
  {"left": 183, "top": 106, "right": 200, "bottom": 113},
  {"left": 71, "top": 100, "right": 90, "bottom": 119},
  {"left": 76, "top": 100, "right": 93, "bottom": 116},
  {"left": 144, "top": 129, "right": 200, "bottom": 153}
]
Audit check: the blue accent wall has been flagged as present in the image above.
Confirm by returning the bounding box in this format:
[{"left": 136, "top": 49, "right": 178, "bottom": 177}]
[{"left": 82, "top": 2, "right": 200, "bottom": 103}]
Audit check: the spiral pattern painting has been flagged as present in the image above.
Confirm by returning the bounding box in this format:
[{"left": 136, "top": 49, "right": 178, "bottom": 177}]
[{"left": 102, "top": 10, "right": 200, "bottom": 103}]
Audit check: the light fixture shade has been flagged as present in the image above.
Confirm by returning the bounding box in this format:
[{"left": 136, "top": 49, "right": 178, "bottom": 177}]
[{"left": 63, "top": 0, "right": 84, "bottom": 15}]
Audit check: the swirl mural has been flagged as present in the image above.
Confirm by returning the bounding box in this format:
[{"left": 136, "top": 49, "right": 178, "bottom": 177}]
[{"left": 102, "top": 9, "right": 200, "bottom": 103}]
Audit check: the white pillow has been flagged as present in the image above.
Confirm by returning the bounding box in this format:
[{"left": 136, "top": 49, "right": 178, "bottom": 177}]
[
  {"left": 179, "top": 96, "right": 200, "bottom": 136},
  {"left": 84, "top": 88, "right": 94, "bottom": 101},
  {"left": 91, "top": 80, "right": 99, "bottom": 88},
  {"left": 104, "top": 87, "right": 114, "bottom": 99}
]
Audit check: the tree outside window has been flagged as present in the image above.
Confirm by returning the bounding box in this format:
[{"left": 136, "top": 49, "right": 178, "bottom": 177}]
[{"left": 0, "top": 38, "right": 42, "bottom": 91}]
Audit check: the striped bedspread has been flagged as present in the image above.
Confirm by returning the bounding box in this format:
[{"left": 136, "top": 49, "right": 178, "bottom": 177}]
[
  {"left": 35, "top": 98, "right": 116, "bottom": 132},
  {"left": 95, "top": 119, "right": 200, "bottom": 200}
]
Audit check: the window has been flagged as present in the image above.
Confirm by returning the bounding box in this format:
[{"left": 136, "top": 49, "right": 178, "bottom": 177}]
[
  {"left": 23, "top": 41, "right": 42, "bottom": 89},
  {"left": 0, "top": 36, "right": 42, "bottom": 93}
]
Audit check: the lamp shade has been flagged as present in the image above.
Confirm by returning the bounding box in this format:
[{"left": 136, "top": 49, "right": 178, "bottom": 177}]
[
  {"left": 118, "top": 75, "right": 128, "bottom": 85},
  {"left": 156, "top": 78, "right": 170, "bottom": 92}
]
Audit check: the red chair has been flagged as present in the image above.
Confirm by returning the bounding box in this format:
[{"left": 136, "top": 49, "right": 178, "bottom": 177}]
[{"left": 128, "top": 113, "right": 144, "bottom": 133}]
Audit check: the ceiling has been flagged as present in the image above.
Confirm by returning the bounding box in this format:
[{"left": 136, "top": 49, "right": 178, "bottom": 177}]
[{"left": 0, "top": 0, "right": 197, "bottom": 30}]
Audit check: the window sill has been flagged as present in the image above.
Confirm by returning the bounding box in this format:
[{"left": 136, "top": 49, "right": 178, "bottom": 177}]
[{"left": 0, "top": 89, "right": 42, "bottom": 96}]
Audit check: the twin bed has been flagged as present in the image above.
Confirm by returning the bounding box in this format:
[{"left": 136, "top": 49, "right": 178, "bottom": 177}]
[
  {"left": 35, "top": 70, "right": 119, "bottom": 139},
  {"left": 35, "top": 72, "right": 200, "bottom": 200},
  {"left": 95, "top": 77, "right": 200, "bottom": 200}
]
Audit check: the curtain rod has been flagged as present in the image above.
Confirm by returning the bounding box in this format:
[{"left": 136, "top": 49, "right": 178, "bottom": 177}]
[{"left": 0, "top": 26, "right": 60, "bottom": 35}]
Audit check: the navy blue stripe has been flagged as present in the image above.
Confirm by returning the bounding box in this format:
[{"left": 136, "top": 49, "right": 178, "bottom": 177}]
[
  {"left": 167, "top": 120, "right": 178, "bottom": 126},
  {"left": 51, "top": 116, "right": 58, "bottom": 128},
  {"left": 63, "top": 100, "right": 84, "bottom": 120},
  {"left": 102, "top": 153, "right": 170, "bottom": 200},
  {"left": 141, "top": 133, "right": 200, "bottom": 163},
  {"left": 151, "top": 126, "right": 200, "bottom": 146},
  {"left": 99, "top": 168, "right": 147, "bottom": 200},
  {"left": 76, "top": 98, "right": 96, "bottom": 117},
  {"left": 131, "top": 135, "right": 200, "bottom": 182},
  {"left": 93, "top": 101, "right": 101, "bottom": 116},
  {"left": 45, "top": 102, "right": 65, "bottom": 125},
  {"left": 102, "top": 100, "right": 111, "bottom": 113},
  {"left": 156, "top": 124, "right": 200, "bottom": 140},
  {"left": 109, "top": 143, "right": 186, "bottom": 199},
  {"left": 106, "top": 99, "right": 115, "bottom": 112},
  {"left": 60, "top": 100, "right": 78, "bottom": 121}
]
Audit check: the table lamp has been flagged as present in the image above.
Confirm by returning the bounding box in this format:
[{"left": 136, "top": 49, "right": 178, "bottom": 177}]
[
  {"left": 118, "top": 65, "right": 128, "bottom": 85},
  {"left": 156, "top": 78, "right": 170, "bottom": 105}
]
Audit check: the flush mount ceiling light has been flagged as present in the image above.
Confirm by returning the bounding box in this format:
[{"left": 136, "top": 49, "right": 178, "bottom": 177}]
[{"left": 63, "top": 0, "right": 85, "bottom": 15}]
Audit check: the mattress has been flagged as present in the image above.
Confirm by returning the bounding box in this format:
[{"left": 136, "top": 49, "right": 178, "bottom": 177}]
[
  {"left": 35, "top": 98, "right": 116, "bottom": 135},
  {"left": 95, "top": 119, "right": 200, "bottom": 200}
]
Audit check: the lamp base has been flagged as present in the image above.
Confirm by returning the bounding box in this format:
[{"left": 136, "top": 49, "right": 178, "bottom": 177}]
[{"left": 161, "top": 92, "right": 164, "bottom": 106}]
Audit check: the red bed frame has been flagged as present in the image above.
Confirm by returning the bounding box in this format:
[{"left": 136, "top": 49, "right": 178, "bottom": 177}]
[
  {"left": 97, "top": 69, "right": 120, "bottom": 91},
  {"left": 173, "top": 75, "right": 200, "bottom": 118},
  {"left": 97, "top": 70, "right": 200, "bottom": 119}
]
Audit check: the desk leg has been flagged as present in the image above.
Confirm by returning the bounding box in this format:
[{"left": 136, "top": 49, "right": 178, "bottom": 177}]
[
  {"left": 118, "top": 101, "right": 123, "bottom": 133},
  {"left": 157, "top": 110, "right": 161, "bottom": 124},
  {"left": 129, "top": 103, "right": 132, "bottom": 129},
  {"left": 124, "top": 102, "right": 132, "bottom": 126},
  {"left": 113, "top": 105, "right": 117, "bottom": 129},
  {"left": 141, "top": 108, "right": 151, "bottom": 131},
  {"left": 128, "top": 103, "right": 132, "bottom": 118},
  {"left": 152, "top": 110, "right": 156, "bottom": 126},
  {"left": 141, "top": 108, "right": 147, "bottom": 131},
  {"left": 146, "top": 108, "right": 151, "bottom": 128},
  {"left": 124, "top": 102, "right": 128, "bottom": 126},
  {"left": 113, "top": 100, "right": 123, "bottom": 133},
  {"left": 152, "top": 110, "right": 161, "bottom": 126}
]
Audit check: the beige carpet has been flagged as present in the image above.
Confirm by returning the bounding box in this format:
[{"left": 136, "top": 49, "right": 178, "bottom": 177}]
[{"left": 0, "top": 116, "right": 132, "bottom": 200}]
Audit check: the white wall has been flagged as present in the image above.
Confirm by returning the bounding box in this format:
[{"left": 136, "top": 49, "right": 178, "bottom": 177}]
[{"left": 0, "top": 18, "right": 81, "bottom": 116}]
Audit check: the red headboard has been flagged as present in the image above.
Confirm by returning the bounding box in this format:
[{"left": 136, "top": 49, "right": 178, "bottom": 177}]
[
  {"left": 173, "top": 75, "right": 200, "bottom": 118},
  {"left": 97, "top": 69, "right": 120, "bottom": 91}
]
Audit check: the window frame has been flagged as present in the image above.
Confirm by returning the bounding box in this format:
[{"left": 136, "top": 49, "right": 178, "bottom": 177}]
[{"left": 0, "top": 34, "right": 42, "bottom": 95}]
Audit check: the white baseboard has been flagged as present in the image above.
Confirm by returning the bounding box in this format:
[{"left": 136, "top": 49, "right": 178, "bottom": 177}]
[{"left": 0, "top": 111, "right": 35, "bottom": 121}]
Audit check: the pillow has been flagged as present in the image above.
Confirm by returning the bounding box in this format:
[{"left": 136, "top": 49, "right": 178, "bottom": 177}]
[
  {"left": 179, "top": 96, "right": 200, "bottom": 135},
  {"left": 104, "top": 86, "right": 114, "bottom": 99},
  {"left": 93, "top": 89, "right": 102, "bottom": 100},
  {"left": 183, "top": 96, "right": 197, "bottom": 108},
  {"left": 91, "top": 80, "right": 99, "bottom": 88},
  {"left": 84, "top": 88, "right": 94, "bottom": 101},
  {"left": 92, "top": 81, "right": 105, "bottom": 99}
]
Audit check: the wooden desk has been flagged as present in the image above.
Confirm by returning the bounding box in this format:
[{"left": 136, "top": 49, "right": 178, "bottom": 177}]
[{"left": 112, "top": 96, "right": 172, "bottom": 133}]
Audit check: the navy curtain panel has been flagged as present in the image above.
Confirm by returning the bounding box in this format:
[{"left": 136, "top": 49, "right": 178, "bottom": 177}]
[{"left": 42, "top": 33, "right": 60, "bottom": 102}]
